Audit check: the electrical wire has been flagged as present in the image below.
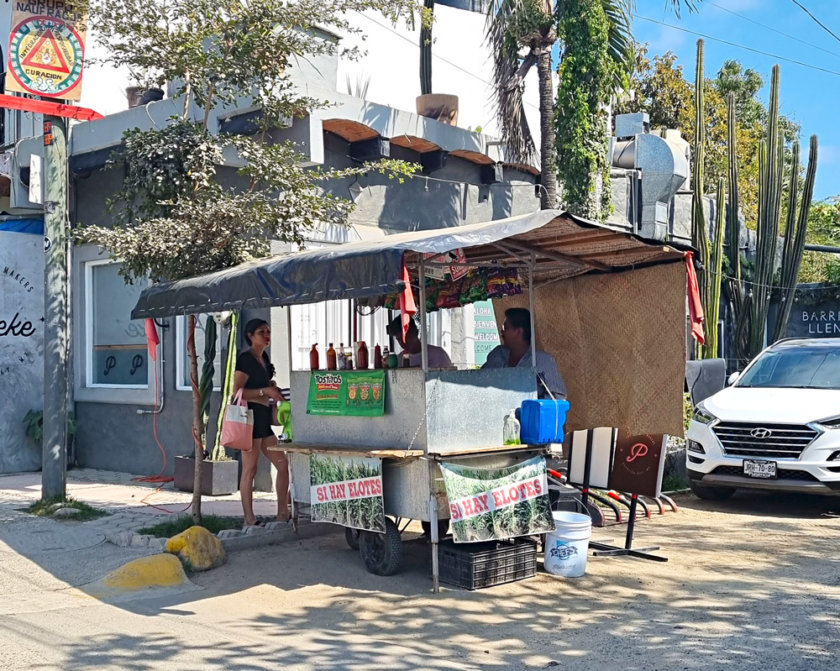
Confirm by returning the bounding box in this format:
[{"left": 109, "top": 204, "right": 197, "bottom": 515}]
[
  {"left": 708, "top": 267, "right": 840, "bottom": 292},
  {"left": 635, "top": 15, "right": 840, "bottom": 78},
  {"left": 707, "top": 1, "right": 840, "bottom": 59},
  {"left": 789, "top": 0, "right": 840, "bottom": 46},
  {"left": 132, "top": 336, "right": 175, "bottom": 485}
]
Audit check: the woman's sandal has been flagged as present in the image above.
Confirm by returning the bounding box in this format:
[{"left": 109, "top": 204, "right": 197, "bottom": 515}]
[{"left": 242, "top": 519, "right": 266, "bottom": 530}]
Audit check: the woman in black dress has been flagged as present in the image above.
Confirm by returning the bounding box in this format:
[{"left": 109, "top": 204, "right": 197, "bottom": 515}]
[{"left": 232, "top": 318, "right": 290, "bottom": 527}]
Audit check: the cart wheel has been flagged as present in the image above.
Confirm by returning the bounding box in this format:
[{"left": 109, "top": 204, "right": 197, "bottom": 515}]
[
  {"left": 421, "top": 519, "right": 450, "bottom": 540},
  {"left": 345, "top": 527, "right": 360, "bottom": 551},
  {"left": 359, "top": 518, "right": 403, "bottom": 576}
]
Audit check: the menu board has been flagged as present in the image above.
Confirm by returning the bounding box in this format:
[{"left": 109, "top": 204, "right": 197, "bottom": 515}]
[{"left": 610, "top": 432, "right": 667, "bottom": 498}]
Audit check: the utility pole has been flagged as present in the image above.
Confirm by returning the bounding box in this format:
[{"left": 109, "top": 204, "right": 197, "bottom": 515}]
[{"left": 41, "top": 115, "right": 69, "bottom": 499}]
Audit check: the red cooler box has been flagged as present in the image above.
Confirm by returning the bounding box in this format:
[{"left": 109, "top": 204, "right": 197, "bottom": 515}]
[{"left": 519, "top": 399, "right": 570, "bottom": 445}]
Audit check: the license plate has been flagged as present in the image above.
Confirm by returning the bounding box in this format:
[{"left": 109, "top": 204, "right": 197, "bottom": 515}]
[{"left": 743, "top": 459, "right": 777, "bottom": 479}]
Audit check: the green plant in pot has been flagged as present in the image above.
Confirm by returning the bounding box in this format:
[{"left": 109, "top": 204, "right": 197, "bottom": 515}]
[{"left": 23, "top": 409, "right": 78, "bottom": 465}]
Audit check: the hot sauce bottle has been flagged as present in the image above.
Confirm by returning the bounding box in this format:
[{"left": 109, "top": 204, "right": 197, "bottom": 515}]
[
  {"left": 326, "top": 343, "right": 337, "bottom": 370},
  {"left": 309, "top": 344, "right": 320, "bottom": 371}
]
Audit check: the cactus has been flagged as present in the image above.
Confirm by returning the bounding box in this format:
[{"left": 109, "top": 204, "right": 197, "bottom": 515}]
[
  {"left": 772, "top": 135, "right": 818, "bottom": 341},
  {"left": 702, "top": 180, "right": 726, "bottom": 358},
  {"left": 419, "top": 0, "right": 434, "bottom": 95},
  {"left": 748, "top": 65, "right": 784, "bottom": 358}
]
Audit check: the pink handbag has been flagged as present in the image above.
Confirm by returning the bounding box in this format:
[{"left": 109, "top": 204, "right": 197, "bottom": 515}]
[{"left": 220, "top": 389, "right": 253, "bottom": 451}]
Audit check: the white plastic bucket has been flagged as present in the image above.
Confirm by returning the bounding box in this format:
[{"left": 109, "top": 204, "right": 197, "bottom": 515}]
[{"left": 544, "top": 511, "right": 592, "bottom": 578}]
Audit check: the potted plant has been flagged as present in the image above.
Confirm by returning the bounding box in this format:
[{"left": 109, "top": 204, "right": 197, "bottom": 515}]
[
  {"left": 24, "top": 409, "right": 78, "bottom": 466},
  {"left": 174, "top": 314, "right": 239, "bottom": 496}
]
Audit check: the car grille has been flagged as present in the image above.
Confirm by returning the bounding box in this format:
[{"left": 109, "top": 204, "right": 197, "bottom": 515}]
[
  {"left": 712, "top": 422, "right": 818, "bottom": 458},
  {"left": 710, "top": 466, "right": 819, "bottom": 482}
]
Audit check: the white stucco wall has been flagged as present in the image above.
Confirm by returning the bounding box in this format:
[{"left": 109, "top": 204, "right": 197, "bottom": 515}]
[{"left": 0, "top": 231, "right": 44, "bottom": 473}]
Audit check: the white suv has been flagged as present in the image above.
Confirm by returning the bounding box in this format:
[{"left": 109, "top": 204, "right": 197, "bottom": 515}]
[{"left": 686, "top": 338, "right": 840, "bottom": 499}]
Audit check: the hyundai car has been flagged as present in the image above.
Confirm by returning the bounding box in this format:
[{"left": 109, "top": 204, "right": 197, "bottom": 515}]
[{"left": 686, "top": 338, "right": 840, "bottom": 499}]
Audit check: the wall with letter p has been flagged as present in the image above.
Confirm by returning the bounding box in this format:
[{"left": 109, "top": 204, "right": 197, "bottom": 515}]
[{"left": 0, "top": 231, "right": 44, "bottom": 473}]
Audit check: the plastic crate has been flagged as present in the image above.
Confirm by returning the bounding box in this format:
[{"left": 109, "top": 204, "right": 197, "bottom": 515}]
[{"left": 438, "top": 538, "right": 537, "bottom": 590}]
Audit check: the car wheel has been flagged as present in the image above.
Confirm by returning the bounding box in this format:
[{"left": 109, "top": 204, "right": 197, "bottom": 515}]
[{"left": 689, "top": 480, "right": 736, "bottom": 500}]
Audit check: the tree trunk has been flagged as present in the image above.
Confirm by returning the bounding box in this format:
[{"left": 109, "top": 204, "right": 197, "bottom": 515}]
[
  {"left": 419, "top": 0, "right": 434, "bottom": 96},
  {"left": 536, "top": 47, "right": 557, "bottom": 210},
  {"left": 187, "top": 314, "right": 203, "bottom": 524}
]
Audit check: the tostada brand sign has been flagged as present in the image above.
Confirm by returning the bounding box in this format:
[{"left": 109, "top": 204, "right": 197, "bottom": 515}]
[
  {"left": 6, "top": 1, "right": 87, "bottom": 100},
  {"left": 306, "top": 369, "right": 385, "bottom": 417}
]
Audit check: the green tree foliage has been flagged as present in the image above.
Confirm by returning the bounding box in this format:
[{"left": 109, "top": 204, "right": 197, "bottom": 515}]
[
  {"left": 616, "top": 47, "right": 801, "bottom": 228},
  {"left": 555, "top": 0, "right": 627, "bottom": 219},
  {"left": 799, "top": 197, "right": 840, "bottom": 284},
  {"left": 76, "top": 0, "right": 418, "bottom": 522}
]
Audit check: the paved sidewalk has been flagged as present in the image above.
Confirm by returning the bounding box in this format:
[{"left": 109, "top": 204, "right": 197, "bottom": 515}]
[{"left": 0, "top": 468, "right": 323, "bottom": 555}]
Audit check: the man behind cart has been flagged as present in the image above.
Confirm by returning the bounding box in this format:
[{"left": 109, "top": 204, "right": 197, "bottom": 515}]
[{"left": 482, "top": 307, "right": 566, "bottom": 399}]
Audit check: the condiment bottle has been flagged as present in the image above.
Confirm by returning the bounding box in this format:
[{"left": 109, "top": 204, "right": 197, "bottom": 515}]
[
  {"left": 401, "top": 351, "right": 411, "bottom": 368},
  {"left": 326, "top": 343, "right": 337, "bottom": 370},
  {"left": 373, "top": 344, "right": 382, "bottom": 369},
  {"left": 345, "top": 349, "right": 354, "bottom": 370},
  {"left": 309, "top": 344, "right": 320, "bottom": 371},
  {"left": 358, "top": 341, "right": 369, "bottom": 369},
  {"left": 388, "top": 351, "right": 398, "bottom": 369},
  {"left": 337, "top": 343, "right": 346, "bottom": 370},
  {"left": 503, "top": 409, "right": 521, "bottom": 446},
  {"left": 382, "top": 346, "right": 390, "bottom": 369}
]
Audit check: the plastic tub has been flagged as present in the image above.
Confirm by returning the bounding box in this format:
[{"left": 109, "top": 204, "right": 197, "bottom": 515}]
[
  {"left": 519, "top": 399, "right": 570, "bottom": 444},
  {"left": 544, "top": 511, "right": 591, "bottom": 578}
]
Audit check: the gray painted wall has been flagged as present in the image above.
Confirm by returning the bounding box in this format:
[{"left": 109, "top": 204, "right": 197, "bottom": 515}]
[{"left": 0, "top": 231, "right": 44, "bottom": 474}]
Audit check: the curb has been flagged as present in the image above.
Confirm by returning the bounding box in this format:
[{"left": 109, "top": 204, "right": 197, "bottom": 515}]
[{"left": 101, "top": 516, "right": 340, "bottom": 552}]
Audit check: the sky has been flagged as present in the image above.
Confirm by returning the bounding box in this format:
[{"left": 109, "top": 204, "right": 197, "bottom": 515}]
[{"left": 631, "top": 0, "right": 840, "bottom": 200}]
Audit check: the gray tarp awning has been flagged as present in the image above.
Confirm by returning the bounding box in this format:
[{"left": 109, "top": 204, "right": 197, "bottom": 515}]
[{"left": 131, "top": 210, "right": 687, "bottom": 319}]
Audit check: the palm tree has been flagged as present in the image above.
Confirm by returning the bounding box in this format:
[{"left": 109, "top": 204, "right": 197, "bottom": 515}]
[{"left": 486, "top": 1, "right": 698, "bottom": 210}]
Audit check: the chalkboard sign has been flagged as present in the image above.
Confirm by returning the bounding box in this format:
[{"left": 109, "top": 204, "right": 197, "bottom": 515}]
[
  {"left": 784, "top": 288, "right": 840, "bottom": 338},
  {"left": 609, "top": 433, "right": 667, "bottom": 498}
]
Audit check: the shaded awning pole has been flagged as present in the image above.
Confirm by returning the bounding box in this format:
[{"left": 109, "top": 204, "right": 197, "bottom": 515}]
[
  {"left": 529, "top": 252, "right": 537, "bottom": 367},
  {"left": 419, "top": 256, "right": 428, "bottom": 372}
]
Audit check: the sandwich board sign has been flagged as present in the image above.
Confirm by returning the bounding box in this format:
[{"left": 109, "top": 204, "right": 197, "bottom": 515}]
[{"left": 6, "top": 2, "right": 87, "bottom": 101}]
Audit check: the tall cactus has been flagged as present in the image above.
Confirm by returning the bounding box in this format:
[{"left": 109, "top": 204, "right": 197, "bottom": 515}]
[
  {"left": 702, "top": 181, "right": 726, "bottom": 358},
  {"left": 691, "top": 40, "right": 714, "bottom": 356},
  {"left": 772, "top": 135, "right": 819, "bottom": 341},
  {"left": 748, "top": 65, "right": 784, "bottom": 358},
  {"left": 419, "top": 0, "right": 434, "bottom": 95}
]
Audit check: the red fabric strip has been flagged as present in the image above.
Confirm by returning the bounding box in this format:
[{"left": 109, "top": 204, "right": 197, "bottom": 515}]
[{"left": 685, "top": 252, "right": 705, "bottom": 345}]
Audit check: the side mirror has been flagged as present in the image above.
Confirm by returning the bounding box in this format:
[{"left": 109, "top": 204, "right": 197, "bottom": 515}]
[{"left": 727, "top": 372, "right": 740, "bottom": 386}]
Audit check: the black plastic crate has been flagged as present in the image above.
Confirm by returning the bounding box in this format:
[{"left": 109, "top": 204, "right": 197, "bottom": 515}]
[{"left": 438, "top": 538, "right": 537, "bottom": 590}]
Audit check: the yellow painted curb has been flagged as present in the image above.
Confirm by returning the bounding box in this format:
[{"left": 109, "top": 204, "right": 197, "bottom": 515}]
[{"left": 102, "top": 553, "right": 187, "bottom": 591}]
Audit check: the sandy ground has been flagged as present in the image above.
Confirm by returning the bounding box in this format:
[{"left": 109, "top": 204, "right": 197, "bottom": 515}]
[{"left": 3, "top": 491, "right": 840, "bottom": 670}]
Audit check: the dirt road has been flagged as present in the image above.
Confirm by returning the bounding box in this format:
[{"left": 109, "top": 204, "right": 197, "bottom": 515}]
[{"left": 3, "top": 491, "right": 840, "bottom": 670}]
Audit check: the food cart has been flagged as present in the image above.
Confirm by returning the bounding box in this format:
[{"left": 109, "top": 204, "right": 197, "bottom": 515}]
[{"left": 132, "top": 209, "right": 688, "bottom": 591}]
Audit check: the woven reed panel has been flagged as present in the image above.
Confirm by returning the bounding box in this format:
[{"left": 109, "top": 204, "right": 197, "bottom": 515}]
[{"left": 495, "top": 261, "right": 686, "bottom": 437}]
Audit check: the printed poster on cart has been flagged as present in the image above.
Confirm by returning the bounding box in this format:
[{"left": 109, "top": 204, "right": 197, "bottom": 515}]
[
  {"left": 310, "top": 454, "right": 385, "bottom": 533},
  {"left": 306, "top": 370, "right": 385, "bottom": 417},
  {"left": 440, "top": 456, "right": 554, "bottom": 543}
]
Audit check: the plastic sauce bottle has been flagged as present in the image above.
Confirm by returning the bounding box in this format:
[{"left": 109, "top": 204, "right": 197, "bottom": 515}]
[
  {"left": 309, "top": 344, "right": 320, "bottom": 371},
  {"left": 373, "top": 344, "right": 382, "bottom": 369},
  {"left": 382, "top": 346, "right": 390, "bottom": 369},
  {"left": 503, "top": 409, "right": 521, "bottom": 446},
  {"left": 345, "top": 350, "right": 354, "bottom": 370},
  {"left": 357, "top": 341, "right": 369, "bottom": 369},
  {"left": 337, "top": 343, "right": 347, "bottom": 370},
  {"left": 326, "top": 343, "right": 337, "bottom": 370},
  {"left": 401, "top": 351, "right": 411, "bottom": 368}
]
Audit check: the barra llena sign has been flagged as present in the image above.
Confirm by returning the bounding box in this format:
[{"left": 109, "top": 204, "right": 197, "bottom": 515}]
[
  {"left": 306, "top": 369, "right": 385, "bottom": 417},
  {"left": 310, "top": 454, "right": 385, "bottom": 533},
  {"left": 440, "top": 456, "right": 554, "bottom": 543}
]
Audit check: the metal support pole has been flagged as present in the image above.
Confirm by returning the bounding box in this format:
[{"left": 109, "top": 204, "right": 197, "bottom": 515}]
[
  {"left": 428, "top": 460, "right": 440, "bottom": 593},
  {"left": 42, "top": 115, "right": 69, "bottom": 499},
  {"left": 528, "top": 253, "right": 537, "bottom": 367},
  {"left": 418, "top": 257, "right": 428, "bottom": 372}
]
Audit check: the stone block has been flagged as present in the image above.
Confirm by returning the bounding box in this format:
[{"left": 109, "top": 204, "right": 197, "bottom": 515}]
[{"left": 165, "top": 526, "right": 226, "bottom": 571}]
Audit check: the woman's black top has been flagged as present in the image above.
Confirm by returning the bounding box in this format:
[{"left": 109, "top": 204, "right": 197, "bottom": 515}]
[{"left": 235, "top": 351, "right": 275, "bottom": 439}]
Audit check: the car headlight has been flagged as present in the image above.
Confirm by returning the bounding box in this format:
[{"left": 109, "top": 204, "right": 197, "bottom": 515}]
[
  {"left": 692, "top": 402, "right": 717, "bottom": 425},
  {"left": 817, "top": 415, "right": 840, "bottom": 429}
]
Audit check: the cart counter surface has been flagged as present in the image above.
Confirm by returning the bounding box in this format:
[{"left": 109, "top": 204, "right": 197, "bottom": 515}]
[{"left": 290, "top": 367, "right": 537, "bottom": 455}]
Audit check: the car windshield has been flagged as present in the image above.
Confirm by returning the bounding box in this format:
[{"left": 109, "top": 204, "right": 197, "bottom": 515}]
[{"left": 737, "top": 346, "right": 840, "bottom": 389}]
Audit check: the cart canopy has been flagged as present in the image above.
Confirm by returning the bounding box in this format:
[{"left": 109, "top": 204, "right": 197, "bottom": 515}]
[{"left": 131, "top": 210, "right": 686, "bottom": 319}]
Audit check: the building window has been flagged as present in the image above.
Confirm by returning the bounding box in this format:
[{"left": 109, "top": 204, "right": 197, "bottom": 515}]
[
  {"left": 176, "top": 315, "right": 223, "bottom": 391},
  {"left": 84, "top": 260, "right": 149, "bottom": 388}
]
